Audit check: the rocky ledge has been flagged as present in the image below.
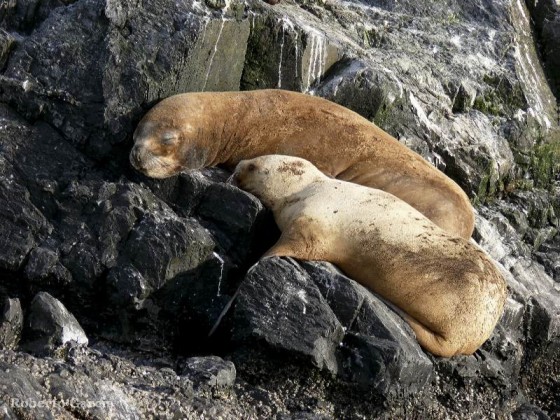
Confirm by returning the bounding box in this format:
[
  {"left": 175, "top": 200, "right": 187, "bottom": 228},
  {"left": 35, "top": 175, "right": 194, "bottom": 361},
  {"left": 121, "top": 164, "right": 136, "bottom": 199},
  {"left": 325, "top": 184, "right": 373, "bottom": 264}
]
[{"left": 0, "top": 0, "right": 559, "bottom": 418}]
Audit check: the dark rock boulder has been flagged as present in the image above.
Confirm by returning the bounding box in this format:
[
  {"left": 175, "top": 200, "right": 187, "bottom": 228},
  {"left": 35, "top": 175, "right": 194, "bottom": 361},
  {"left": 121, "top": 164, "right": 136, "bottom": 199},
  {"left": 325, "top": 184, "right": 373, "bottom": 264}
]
[
  {"left": 22, "top": 292, "right": 88, "bottom": 356},
  {"left": 1, "top": 0, "right": 251, "bottom": 160},
  {"left": 154, "top": 253, "right": 234, "bottom": 353},
  {"left": 301, "top": 261, "right": 365, "bottom": 331},
  {"left": 231, "top": 258, "right": 433, "bottom": 397},
  {"left": 0, "top": 160, "right": 50, "bottom": 273},
  {"left": 233, "top": 257, "right": 345, "bottom": 373},
  {"left": 0, "top": 298, "right": 23, "bottom": 350},
  {"left": 340, "top": 293, "right": 433, "bottom": 395},
  {"left": 525, "top": 0, "right": 560, "bottom": 97},
  {"left": 106, "top": 212, "right": 215, "bottom": 308},
  {"left": 302, "top": 261, "right": 433, "bottom": 395}
]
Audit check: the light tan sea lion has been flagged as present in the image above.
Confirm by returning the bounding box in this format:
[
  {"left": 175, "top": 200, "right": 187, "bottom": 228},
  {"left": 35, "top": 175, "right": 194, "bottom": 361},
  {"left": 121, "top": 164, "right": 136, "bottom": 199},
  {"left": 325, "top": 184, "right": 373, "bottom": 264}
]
[
  {"left": 231, "top": 155, "right": 507, "bottom": 357},
  {"left": 130, "top": 89, "right": 475, "bottom": 239}
]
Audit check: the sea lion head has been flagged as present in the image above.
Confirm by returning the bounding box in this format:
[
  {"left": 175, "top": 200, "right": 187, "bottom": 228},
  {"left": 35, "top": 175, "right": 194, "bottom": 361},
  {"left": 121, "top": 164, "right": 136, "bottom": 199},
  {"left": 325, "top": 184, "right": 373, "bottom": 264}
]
[
  {"left": 130, "top": 96, "right": 209, "bottom": 178},
  {"left": 232, "top": 155, "right": 324, "bottom": 208}
]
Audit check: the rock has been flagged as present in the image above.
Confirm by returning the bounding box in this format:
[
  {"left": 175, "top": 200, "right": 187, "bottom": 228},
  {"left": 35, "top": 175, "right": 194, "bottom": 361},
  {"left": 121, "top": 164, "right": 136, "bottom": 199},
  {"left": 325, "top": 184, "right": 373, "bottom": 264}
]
[
  {"left": 194, "top": 181, "right": 275, "bottom": 262},
  {"left": 233, "top": 258, "right": 345, "bottom": 373},
  {"left": 0, "top": 298, "right": 23, "bottom": 349},
  {"left": 179, "top": 356, "right": 236, "bottom": 389},
  {"left": 24, "top": 246, "right": 72, "bottom": 289},
  {"left": 302, "top": 262, "right": 432, "bottom": 395},
  {"left": 525, "top": 0, "right": 560, "bottom": 96},
  {"left": 242, "top": 11, "right": 342, "bottom": 92},
  {"left": 0, "top": 361, "right": 68, "bottom": 419},
  {"left": 512, "top": 403, "right": 551, "bottom": 420},
  {"left": 0, "top": 168, "right": 50, "bottom": 272},
  {"left": 23, "top": 292, "right": 88, "bottom": 356},
  {"left": 233, "top": 257, "right": 433, "bottom": 396},
  {"left": 1, "top": 0, "right": 251, "bottom": 159},
  {"left": 451, "top": 81, "right": 477, "bottom": 113},
  {"left": 525, "top": 294, "right": 560, "bottom": 346},
  {"left": 46, "top": 370, "right": 142, "bottom": 420},
  {"left": 155, "top": 253, "right": 234, "bottom": 352},
  {"left": 205, "top": 0, "right": 226, "bottom": 9},
  {"left": 340, "top": 293, "right": 433, "bottom": 395},
  {"left": 106, "top": 212, "right": 215, "bottom": 308},
  {"left": 301, "top": 261, "right": 365, "bottom": 330},
  {"left": 475, "top": 208, "right": 560, "bottom": 346}
]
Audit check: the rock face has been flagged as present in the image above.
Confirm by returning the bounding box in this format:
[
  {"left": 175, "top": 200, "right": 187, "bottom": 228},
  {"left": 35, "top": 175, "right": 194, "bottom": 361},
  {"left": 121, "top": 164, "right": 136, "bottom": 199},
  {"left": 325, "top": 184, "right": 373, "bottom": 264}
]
[
  {"left": 180, "top": 356, "right": 237, "bottom": 390},
  {"left": 0, "top": 298, "right": 23, "bottom": 350},
  {"left": 0, "top": 0, "right": 559, "bottom": 418},
  {"left": 526, "top": 0, "right": 560, "bottom": 98},
  {"left": 23, "top": 292, "right": 88, "bottom": 356}
]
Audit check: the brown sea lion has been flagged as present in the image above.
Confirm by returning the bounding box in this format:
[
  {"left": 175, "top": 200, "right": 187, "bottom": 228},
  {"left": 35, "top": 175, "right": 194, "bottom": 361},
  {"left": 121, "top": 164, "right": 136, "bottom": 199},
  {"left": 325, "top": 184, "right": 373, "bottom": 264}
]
[
  {"left": 130, "top": 89, "right": 474, "bottom": 239},
  {"left": 231, "top": 155, "right": 507, "bottom": 357}
]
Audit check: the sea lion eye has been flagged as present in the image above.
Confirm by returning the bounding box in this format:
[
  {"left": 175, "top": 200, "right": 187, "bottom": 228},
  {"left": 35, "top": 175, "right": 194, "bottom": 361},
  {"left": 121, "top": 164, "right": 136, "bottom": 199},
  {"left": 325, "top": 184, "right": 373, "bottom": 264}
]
[
  {"left": 247, "top": 163, "right": 257, "bottom": 172},
  {"left": 161, "top": 132, "right": 177, "bottom": 145}
]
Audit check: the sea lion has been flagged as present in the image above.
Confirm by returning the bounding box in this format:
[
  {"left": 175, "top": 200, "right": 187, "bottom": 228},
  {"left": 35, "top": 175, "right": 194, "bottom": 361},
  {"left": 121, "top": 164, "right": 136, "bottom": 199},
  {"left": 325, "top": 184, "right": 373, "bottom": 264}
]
[
  {"left": 231, "top": 155, "right": 507, "bottom": 357},
  {"left": 130, "top": 89, "right": 475, "bottom": 239}
]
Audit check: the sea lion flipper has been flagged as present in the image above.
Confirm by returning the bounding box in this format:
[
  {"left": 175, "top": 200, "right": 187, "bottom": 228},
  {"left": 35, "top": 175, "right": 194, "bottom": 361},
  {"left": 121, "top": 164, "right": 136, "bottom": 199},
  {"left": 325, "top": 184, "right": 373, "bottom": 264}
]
[
  {"left": 263, "top": 233, "right": 302, "bottom": 259},
  {"left": 403, "top": 312, "right": 464, "bottom": 358},
  {"left": 263, "top": 240, "right": 296, "bottom": 258},
  {"left": 263, "top": 217, "right": 322, "bottom": 260}
]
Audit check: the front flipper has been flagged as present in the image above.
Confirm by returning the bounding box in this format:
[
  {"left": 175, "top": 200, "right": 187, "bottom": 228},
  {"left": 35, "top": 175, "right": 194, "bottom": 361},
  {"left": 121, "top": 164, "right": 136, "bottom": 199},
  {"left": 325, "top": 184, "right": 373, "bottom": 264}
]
[{"left": 263, "top": 217, "right": 328, "bottom": 261}]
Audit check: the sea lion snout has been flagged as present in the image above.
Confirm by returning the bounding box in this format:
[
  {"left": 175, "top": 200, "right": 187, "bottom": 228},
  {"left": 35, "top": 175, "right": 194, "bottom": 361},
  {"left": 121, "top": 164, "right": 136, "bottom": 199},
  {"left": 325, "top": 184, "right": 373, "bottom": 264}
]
[
  {"left": 230, "top": 161, "right": 254, "bottom": 187},
  {"left": 129, "top": 146, "right": 144, "bottom": 171}
]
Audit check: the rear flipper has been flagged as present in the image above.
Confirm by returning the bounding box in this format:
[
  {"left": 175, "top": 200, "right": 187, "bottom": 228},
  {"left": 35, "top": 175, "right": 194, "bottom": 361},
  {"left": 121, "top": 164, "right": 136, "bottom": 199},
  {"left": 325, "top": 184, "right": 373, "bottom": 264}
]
[{"left": 402, "top": 313, "right": 468, "bottom": 358}]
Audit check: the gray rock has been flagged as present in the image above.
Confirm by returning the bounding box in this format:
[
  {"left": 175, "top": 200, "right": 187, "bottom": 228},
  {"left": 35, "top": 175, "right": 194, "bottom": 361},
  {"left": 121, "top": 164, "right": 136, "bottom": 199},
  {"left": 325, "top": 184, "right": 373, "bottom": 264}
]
[
  {"left": 46, "top": 370, "right": 142, "bottom": 420},
  {"left": 525, "top": 0, "right": 560, "bottom": 96},
  {"left": 194, "top": 181, "right": 277, "bottom": 265},
  {"left": 106, "top": 212, "right": 215, "bottom": 308},
  {"left": 451, "top": 81, "right": 477, "bottom": 113},
  {"left": 23, "top": 292, "right": 88, "bottom": 356},
  {"left": 234, "top": 258, "right": 433, "bottom": 396},
  {"left": 0, "top": 29, "right": 15, "bottom": 70},
  {"left": 525, "top": 294, "right": 560, "bottom": 345},
  {"left": 0, "top": 168, "right": 50, "bottom": 272},
  {"left": 180, "top": 356, "right": 236, "bottom": 389},
  {"left": 340, "top": 292, "right": 433, "bottom": 395},
  {"left": 301, "top": 261, "right": 365, "bottom": 330},
  {"left": 0, "top": 298, "right": 23, "bottom": 349},
  {"left": 512, "top": 403, "right": 551, "bottom": 420},
  {"left": 155, "top": 252, "right": 235, "bottom": 352},
  {"left": 304, "top": 260, "right": 432, "bottom": 395},
  {"left": 24, "top": 246, "right": 72, "bottom": 288},
  {"left": 1, "top": 0, "right": 251, "bottom": 159},
  {"left": 233, "top": 257, "right": 345, "bottom": 373},
  {"left": 0, "top": 361, "right": 65, "bottom": 419}
]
